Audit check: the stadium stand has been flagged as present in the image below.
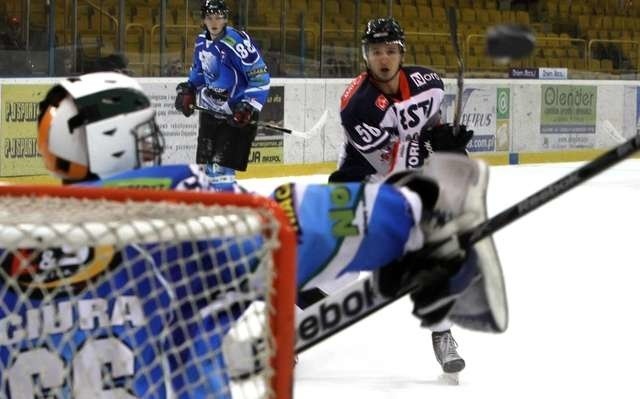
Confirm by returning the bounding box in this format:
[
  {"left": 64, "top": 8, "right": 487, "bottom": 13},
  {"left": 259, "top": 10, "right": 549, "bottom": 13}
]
[{"left": 2, "top": 0, "right": 640, "bottom": 78}]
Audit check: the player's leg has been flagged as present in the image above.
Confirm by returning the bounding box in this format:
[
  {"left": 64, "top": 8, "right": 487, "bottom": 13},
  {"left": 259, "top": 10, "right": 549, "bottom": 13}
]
[
  {"left": 196, "top": 112, "right": 254, "bottom": 191},
  {"left": 196, "top": 111, "right": 222, "bottom": 165},
  {"left": 205, "top": 163, "right": 237, "bottom": 192},
  {"left": 425, "top": 154, "right": 507, "bottom": 334},
  {"left": 419, "top": 154, "right": 507, "bottom": 333},
  {"left": 379, "top": 153, "right": 507, "bottom": 333},
  {"left": 428, "top": 320, "right": 465, "bottom": 373},
  {"left": 210, "top": 116, "right": 258, "bottom": 172}
]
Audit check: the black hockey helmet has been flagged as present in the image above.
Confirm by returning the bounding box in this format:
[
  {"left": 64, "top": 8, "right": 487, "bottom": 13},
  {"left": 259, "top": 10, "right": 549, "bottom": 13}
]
[
  {"left": 201, "top": 0, "right": 230, "bottom": 19},
  {"left": 361, "top": 17, "right": 406, "bottom": 52}
]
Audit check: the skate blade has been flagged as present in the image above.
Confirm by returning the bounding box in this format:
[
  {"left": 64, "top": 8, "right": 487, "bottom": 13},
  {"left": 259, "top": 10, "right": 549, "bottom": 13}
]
[{"left": 438, "top": 372, "right": 460, "bottom": 385}]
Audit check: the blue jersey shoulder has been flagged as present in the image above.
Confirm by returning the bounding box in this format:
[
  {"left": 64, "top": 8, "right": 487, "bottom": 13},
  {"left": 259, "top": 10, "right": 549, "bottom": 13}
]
[
  {"left": 194, "top": 31, "right": 208, "bottom": 48},
  {"left": 219, "top": 27, "right": 262, "bottom": 66},
  {"left": 81, "top": 165, "right": 221, "bottom": 191}
]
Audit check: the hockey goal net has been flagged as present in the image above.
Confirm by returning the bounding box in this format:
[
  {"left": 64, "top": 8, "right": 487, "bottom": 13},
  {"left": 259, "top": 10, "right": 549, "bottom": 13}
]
[{"left": 0, "top": 185, "right": 296, "bottom": 399}]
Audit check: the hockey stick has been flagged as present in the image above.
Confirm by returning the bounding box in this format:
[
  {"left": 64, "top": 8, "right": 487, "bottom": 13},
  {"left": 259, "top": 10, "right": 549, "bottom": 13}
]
[
  {"left": 296, "top": 132, "right": 640, "bottom": 353},
  {"left": 447, "top": 6, "right": 464, "bottom": 129},
  {"left": 190, "top": 104, "right": 328, "bottom": 140}
]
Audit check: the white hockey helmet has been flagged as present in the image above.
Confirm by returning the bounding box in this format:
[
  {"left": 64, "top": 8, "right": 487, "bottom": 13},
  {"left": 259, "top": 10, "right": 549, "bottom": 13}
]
[{"left": 37, "top": 72, "right": 164, "bottom": 181}]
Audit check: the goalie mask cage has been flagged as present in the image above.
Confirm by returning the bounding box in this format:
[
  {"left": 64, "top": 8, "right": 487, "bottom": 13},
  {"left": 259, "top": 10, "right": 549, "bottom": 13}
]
[{"left": 0, "top": 185, "right": 296, "bottom": 399}]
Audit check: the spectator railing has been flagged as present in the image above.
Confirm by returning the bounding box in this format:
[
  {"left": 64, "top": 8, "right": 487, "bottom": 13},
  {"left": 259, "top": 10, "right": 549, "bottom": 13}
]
[
  {"left": 149, "top": 24, "right": 200, "bottom": 76},
  {"left": 587, "top": 39, "right": 640, "bottom": 74},
  {"left": 125, "top": 23, "right": 148, "bottom": 76},
  {"left": 464, "top": 34, "right": 588, "bottom": 73}
]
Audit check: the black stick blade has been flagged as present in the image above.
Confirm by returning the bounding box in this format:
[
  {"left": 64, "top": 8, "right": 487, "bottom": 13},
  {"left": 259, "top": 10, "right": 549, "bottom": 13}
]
[{"left": 486, "top": 24, "right": 536, "bottom": 60}]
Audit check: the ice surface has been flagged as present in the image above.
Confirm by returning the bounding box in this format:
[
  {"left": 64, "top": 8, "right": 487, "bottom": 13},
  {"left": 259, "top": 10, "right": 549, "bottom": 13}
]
[{"left": 240, "top": 160, "right": 640, "bottom": 399}]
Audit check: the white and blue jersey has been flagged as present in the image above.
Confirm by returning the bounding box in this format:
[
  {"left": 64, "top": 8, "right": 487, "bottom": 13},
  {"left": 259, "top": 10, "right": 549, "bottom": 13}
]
[
  {"left": 188, "top": 26, "right": 270, "bottom": 115},
  {"left": 84, "top": 164, "right": 239, "bottom": 192},
  {"left": 0, "top": 236, "right": 259, "bottom": 398},
  {"left": 270, "top": 182, "right": 423, "bottom": 291},
  {"left": 0, "top": 165, "right": 423, "bottom": 397},
  {"left": 86, "top": 164, "right": 424, "bottom": 291}
]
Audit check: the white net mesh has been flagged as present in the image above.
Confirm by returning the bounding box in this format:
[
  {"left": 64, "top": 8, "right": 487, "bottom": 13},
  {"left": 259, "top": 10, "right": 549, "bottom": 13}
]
[{"left": 0, "top": 193, "right": 294, "bottom": 399}]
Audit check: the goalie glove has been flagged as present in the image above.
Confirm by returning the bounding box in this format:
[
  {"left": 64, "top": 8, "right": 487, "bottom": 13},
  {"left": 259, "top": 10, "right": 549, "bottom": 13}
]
[
  {"left": 175, "top": 82, "right": 195, "bottom": 117},
  {"left": 419, "top": 123, "right": 473, "bottom": 157}
]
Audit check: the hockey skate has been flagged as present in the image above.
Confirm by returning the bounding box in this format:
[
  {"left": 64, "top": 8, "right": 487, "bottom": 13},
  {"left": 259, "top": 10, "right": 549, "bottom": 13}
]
[
  {"left": 432, "top": 330, "right": 465, "bottom": 373},
  {"left": 413, "top": 153, "right": 509, "bottom": 334},
  {"left": 204, "top": 162, "right": 238, "bottom": 192}
]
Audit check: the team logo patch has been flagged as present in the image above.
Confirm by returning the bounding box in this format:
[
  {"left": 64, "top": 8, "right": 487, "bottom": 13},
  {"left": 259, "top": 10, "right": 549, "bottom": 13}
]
[
  {"left": 340, "top": 73, "right": 366, "bottom": 110},
  {"left": 247, "top": 66, "right": 267, "bottom": 77},
  {"left": 102, "top": 178, "right": 173, "bottom": 189},
  {"left": 199, "top": 51, "right": 218, "bottom": 76},
  {"left": 409, "top": 71, "right": 441, "bottom": 87},
  {"left": 272, "top": 183, "right": 302, "bottom": 241},
  {"left": 375, "top": 94, "right": 389, "bottom": 111},
  {"left": 1, "top": 246, "right": 118, "bottom": 298},
  {"left": 410, "top": 71, "right": 426, "bottom": 87}
]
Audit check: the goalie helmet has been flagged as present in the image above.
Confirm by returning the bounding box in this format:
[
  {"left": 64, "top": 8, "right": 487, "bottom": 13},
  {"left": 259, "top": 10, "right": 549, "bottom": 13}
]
[
  {"left": 201, "top": 0, "right": 230, "bottom": 19},
  {"left": 37, "top": 72, "right": 164, "bottom": 182},
  {"left": 361, "top": 17, "right": 406, "bottom": 62}
]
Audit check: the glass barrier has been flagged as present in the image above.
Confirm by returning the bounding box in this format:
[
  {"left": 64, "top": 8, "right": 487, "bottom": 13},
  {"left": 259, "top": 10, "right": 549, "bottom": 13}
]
[{"left": 1, "top": 0, "right": 640, "bottom": 79}]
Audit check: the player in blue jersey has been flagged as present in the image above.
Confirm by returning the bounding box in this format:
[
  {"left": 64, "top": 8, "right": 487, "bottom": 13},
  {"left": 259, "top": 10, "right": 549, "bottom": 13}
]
[
  {"left": 34, "top": 72, "right": 507, "bottom": 391},
  {"left": 174, "top": 0, "right": 270, "bottom": 192},
  {"left": 329, "top": 17, "right": 477, "bottom": 374}
]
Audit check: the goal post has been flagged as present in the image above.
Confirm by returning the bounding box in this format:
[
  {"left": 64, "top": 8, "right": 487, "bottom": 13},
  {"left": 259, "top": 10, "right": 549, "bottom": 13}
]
[{"left": 0, "top": 184, "right": 297, "bottom": 399}]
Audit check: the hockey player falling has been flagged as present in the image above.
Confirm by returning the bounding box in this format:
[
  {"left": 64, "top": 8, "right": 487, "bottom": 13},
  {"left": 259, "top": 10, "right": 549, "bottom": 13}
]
[{"left": 21, "top": 71, "right": 507, "bottom": 396}]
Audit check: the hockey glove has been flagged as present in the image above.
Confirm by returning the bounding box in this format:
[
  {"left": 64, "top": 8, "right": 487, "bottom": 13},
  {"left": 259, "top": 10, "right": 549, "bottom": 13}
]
[
  {"left": 230, "top": 101, "right": 257, "bottom": 128},
  {"left": 175, "top": 82, "right": 195, "bottom": 117},
  {"left": 419, "top": 123, "right": 473, "bottom": 156}
]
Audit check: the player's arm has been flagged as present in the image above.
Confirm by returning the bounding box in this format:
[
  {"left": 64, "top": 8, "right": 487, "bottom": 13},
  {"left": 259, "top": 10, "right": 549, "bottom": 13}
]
[
  {"left": 276, "top": 152, "right": 489, "bottom": 293},
  {"left": 175, "top": 36, "right": 205, "bottom": 117},
  {"left": 271, "top": 180, "right": 423, "bottom": 290},
  {"left": 222, "top": 30, "right": 270, "bottom": 127},
  {"left": 340, "top": 103, "right": 399, "bottom": 178},
  {"left": 188, "top": 35, "right": 206, "bottom": 88},
  {"left": 391, "top": 118, "right": 474, "bottom": 171},
  {"left": 408, "top": 69, "right": 472, "bottom": 157}
]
